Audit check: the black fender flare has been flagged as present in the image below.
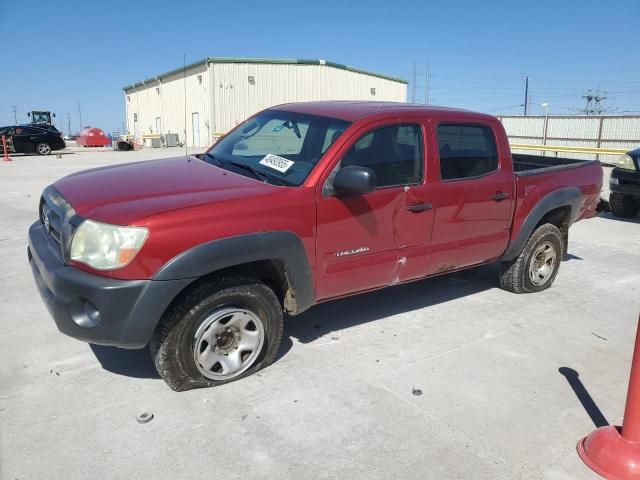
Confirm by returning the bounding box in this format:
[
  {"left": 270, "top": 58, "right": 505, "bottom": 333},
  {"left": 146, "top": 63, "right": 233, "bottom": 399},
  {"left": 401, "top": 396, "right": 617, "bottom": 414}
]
[
  {"left": 153, "top": 231, "right": 314, "bottom": 315},
  {"left": 501, "top": 187, "right": 582, "bottom": 261}
]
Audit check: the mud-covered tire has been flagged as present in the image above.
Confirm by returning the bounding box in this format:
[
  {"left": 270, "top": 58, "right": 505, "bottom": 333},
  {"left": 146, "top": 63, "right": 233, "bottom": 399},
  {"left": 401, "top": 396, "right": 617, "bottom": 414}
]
[
  {"left": 499, "top": 223, "right": 563, "bottom": 294},
  {"left": 150, "top": 276, "right": 283, "bottom": 392},
  {"left": 610, "top": 193, "right": 639, "bottom": 218}
]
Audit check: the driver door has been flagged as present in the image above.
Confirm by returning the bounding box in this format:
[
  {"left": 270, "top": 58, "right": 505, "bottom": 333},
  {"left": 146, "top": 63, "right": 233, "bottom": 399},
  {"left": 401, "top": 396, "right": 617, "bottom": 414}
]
[{"left": 315, "top": 121, "right": 432, "bottom": 300}]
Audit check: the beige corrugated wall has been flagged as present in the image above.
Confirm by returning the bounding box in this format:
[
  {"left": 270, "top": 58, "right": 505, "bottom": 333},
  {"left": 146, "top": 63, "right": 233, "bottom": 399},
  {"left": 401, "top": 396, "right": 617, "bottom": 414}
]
[
  {"left": 125, "top": 61, "right": 407, "bottom": 148},
  {"left": 124, "top": 63, "right": 210, "bottom": 148},
  {"left": 211, "top": 63, "right": 407, "bottom": 133},
  {"left": 498, "top": 115, "right": 640, "bottom": 161}
]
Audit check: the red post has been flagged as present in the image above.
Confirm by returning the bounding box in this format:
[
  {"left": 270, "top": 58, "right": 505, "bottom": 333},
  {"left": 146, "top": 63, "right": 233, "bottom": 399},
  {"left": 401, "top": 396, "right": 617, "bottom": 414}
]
[
  {"left": 577, "top": 316, "right": 640, "bottom": 479},
  {"left": 2, "top": 135, "right": 12, "bottom": 162}
]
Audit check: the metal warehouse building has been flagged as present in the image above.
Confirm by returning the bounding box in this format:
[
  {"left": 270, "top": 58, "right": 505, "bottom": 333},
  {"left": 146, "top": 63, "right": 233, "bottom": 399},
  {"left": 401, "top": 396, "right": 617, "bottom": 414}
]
[{"left": 123, "top": 57, "right": 408, "bottom": 148}]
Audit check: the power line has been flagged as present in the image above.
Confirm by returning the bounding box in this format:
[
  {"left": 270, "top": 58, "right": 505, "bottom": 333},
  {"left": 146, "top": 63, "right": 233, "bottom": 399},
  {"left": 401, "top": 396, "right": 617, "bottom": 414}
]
[{"left": 487, "top": 103, "right": 526, "bottom": 113}]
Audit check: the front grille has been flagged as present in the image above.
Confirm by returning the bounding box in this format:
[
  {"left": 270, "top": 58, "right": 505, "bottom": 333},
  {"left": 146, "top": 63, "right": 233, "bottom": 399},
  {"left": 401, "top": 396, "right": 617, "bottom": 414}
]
[
  {"left": 620, "top": 178, "right": 640, "bottom": 187},
  {"left": 40, "top": 202, "right": 62, "bottom": 245},
  {"left": 39, "top": 186, "right": 76, "bottom": 260}
]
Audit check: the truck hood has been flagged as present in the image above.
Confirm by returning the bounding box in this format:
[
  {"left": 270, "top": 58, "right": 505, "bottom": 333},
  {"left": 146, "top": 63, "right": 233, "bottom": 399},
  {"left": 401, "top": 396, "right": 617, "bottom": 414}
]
[{"left": 54, "top": 156, "right": 281, "bottom": 224}]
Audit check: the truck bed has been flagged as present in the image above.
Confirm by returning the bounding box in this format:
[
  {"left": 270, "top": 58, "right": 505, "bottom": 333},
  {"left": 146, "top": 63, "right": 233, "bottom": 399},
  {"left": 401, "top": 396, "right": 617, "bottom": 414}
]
[
  {"left": 508, "top": 153, "right": 603, "bottom": 250},
  {"left": 512, "top": 153, "right": 599, "bottom": 176}
]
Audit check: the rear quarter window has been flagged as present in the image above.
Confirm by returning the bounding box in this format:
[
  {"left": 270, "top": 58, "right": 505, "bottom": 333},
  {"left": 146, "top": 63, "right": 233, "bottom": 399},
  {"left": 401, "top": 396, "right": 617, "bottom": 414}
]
[{"left": 437, "top": 124, "right": 498, "bottom": 180}]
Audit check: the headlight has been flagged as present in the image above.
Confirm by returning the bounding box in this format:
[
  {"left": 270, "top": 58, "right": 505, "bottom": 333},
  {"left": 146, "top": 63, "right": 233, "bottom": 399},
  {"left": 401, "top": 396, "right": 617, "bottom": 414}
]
[
  {"left": 70, "top": 220, "right": 148, "bottom": 270},
  {"left": 617, "top": 154, "right": 636, "bottom": 171}
]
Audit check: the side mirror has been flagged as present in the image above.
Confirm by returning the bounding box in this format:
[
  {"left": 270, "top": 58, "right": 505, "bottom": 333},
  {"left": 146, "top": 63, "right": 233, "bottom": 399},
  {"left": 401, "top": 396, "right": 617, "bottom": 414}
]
[{"left": 333, "top": 165, "right": 377, "bottom": 195}]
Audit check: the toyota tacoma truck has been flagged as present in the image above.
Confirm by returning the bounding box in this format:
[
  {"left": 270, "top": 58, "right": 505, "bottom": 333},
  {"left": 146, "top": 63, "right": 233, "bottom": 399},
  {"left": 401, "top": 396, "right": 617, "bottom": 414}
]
[{"left": 28, "top": 102, "right": 603, "bottom": 391}]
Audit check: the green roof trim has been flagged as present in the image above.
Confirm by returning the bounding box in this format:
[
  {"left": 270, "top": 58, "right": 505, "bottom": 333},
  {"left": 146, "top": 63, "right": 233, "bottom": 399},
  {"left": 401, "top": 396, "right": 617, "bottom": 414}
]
[{"left": 122, "top": 57, "right": 407, "bottom": 90}]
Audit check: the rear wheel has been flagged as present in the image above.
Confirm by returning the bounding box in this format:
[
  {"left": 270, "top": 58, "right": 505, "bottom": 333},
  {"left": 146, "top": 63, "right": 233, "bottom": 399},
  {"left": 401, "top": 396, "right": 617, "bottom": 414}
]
[
  {"left": 610, "top": 193, "right": 639, "bottom": 218},
  {"left": 35, "top": 142, "right": 51, "bottom": 155},
  {"left": 150, "top": 276, "right": 283, "bottom": 391},
  {"left": 499, "top": 223, "right": 563, "bottom": 294}
]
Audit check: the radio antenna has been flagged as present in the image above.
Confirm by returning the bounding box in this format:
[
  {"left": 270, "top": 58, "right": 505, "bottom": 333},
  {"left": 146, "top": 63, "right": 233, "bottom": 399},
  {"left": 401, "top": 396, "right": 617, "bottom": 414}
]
[{"left": 183, "top": 54, "right": 188, "bottom": 158}]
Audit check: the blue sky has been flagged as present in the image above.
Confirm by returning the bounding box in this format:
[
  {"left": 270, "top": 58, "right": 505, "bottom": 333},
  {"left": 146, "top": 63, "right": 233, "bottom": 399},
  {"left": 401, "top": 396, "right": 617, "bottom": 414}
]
[{"left": 1, "top": 0, "right": 639, "bottom": 134}]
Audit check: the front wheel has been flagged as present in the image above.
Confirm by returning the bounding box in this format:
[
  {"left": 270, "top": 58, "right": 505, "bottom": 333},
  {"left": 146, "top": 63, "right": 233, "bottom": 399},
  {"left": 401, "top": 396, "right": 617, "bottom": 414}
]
[
  {"left": 499, "top": 223, "right": 563, "bottom": 294},
  {"left": 150, "top": 276, "right": 283, "bottom": 391},
  {"left": 35, "top": 142, "right": 51, "bottom": 155},
  {"left": 610, "top": 193, "right": 639, "bottom": 218}
]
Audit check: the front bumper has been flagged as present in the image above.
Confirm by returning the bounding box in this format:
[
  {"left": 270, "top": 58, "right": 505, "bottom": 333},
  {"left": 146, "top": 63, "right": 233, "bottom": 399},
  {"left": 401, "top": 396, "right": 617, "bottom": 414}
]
[
  {"left": 610, "top": 167, "right": 640, "bottom": 198},
  {"left": 28, "top": 221, "right": 192, "bottom": 348}
]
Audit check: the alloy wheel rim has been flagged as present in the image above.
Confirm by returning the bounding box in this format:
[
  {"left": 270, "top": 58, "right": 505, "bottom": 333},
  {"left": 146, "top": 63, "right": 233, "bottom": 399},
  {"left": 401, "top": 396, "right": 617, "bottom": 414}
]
[
  {"left": 528, "top": 241, "right": 556, "bottom": 286},
  {"left": 38, "top": 144, "right": 51, "bottom": 154},
  {"left": 192, "top": 307, "right": 265, "bottom": 381}
]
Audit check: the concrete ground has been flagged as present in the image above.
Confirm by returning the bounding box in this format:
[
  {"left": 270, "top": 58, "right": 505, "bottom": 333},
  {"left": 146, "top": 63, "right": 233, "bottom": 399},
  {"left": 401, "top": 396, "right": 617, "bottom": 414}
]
[{"left": 0, "top": 147, "right": 638, "bottom": 480}]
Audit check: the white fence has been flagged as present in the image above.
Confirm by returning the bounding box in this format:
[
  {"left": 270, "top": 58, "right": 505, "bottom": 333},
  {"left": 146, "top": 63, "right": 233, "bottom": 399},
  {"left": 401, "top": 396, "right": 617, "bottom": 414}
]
[{"left": 497, "top": 115, "right": 640, "bottom": 162}]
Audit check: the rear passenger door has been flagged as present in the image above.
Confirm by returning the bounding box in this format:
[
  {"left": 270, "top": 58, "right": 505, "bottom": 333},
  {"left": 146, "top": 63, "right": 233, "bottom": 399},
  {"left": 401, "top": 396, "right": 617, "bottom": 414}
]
[
  {"left": 428, "top": 122, "right": 515, "bottom": 274},
  {"left": 12, "top": 127, "right": 40, "bottom": 153}
]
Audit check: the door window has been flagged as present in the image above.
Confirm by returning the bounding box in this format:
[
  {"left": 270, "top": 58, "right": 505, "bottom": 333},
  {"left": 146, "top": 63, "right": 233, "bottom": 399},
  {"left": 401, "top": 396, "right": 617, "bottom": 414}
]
[
  {"left": 21, "top": 128, "right": 42, "bottom": 135},
  {"left": 341, "top": 124, "right": 423, "bottom": 188},
  {"left": 437, "top": 124, "right": 498, "bottom": 180}
]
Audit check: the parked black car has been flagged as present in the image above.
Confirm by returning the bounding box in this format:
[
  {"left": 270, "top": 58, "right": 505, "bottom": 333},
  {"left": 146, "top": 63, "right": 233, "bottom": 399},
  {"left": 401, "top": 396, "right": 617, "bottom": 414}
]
[
  {"left": 610, "top": 148, "right": 640, "bottom": 218},
  {"left": 0, "top": 125, "right": 65, "bottom": 155}
]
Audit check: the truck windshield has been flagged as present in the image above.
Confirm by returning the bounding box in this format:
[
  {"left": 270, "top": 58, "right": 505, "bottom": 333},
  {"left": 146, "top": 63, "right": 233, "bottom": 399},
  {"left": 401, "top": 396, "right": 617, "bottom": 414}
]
[{"left": 203, "top": 110, "right": 351, "bottom": 186}]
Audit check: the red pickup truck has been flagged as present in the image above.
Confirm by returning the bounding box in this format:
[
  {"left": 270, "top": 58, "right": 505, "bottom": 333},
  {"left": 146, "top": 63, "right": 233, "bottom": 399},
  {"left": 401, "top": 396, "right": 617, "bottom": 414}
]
[{"left": 28, "top": 102, "right": 602, "bottom": 391}]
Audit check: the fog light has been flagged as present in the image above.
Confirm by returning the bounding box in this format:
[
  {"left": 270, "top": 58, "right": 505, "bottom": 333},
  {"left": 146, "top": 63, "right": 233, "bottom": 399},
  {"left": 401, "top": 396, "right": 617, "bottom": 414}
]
[{"left": 70, "top": 298, "right": 101, "bottom": 328}]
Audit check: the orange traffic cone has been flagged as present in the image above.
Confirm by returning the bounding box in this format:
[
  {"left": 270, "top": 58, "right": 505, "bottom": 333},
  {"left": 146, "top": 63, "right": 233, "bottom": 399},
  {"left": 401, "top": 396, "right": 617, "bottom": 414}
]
[
  {"left": 2, "top": 135, "right": 13, "bottom": 162},
  {"left": 577, "top": 315, "right": 640, "bottom": 479}
]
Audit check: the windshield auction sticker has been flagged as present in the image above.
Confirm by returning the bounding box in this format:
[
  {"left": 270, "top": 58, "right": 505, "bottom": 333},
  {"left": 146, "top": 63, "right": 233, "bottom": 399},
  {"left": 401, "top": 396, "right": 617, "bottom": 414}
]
[{"left": 259, "top": 154, "right": 294, "bottom": 173}]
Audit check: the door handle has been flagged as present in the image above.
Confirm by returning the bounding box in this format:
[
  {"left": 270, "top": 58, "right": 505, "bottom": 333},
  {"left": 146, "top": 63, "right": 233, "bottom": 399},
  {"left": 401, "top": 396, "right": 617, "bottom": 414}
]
[
  {"left": 406, "top": 203, "right": 433, "bottom": 212},
  {"left": 491, "top": 192, "right": 510, "bottom": 202}
]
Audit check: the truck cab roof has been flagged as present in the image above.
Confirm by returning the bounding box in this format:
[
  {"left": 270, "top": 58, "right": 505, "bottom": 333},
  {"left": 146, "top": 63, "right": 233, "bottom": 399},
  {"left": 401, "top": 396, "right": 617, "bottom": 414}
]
[{"left": 270, "top": 100, "right": 494, "bottom": 123}]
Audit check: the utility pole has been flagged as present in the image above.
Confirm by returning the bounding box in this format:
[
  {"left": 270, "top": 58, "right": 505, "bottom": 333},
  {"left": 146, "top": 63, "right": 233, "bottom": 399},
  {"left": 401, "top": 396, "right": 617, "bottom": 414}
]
[
  {"left": 523, "top": 76, "right": 529, "bottom": 116},
  {"left": 11, "top": 105, "right": 17, "bottom": 124},
  {"left": 412, "top": 61, "right": 417, "bottom": 103},
  {"left": 66, "top": 113, "right": 71, "bottom": 136},
  {"left": 78, "top": 102, "right": 83, "bottom": 132},
  {"left": 424, "top": 63, "right": 430, "bottom": 104}
]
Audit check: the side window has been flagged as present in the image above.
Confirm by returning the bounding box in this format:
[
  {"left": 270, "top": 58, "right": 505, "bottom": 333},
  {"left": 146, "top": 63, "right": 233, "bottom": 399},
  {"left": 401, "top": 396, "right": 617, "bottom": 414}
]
[
  {"left": 437, "top": 124, "right": 498, "bottom": 180},
  {"left": 341, "top": 124, "right": 423, "bottom": 188}
]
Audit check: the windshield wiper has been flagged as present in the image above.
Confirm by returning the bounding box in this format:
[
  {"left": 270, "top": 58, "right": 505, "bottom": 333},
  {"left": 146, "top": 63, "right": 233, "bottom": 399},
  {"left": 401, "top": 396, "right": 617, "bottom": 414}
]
[
  {"left": 227, "top": 160, "right": 271, "bottom": 182},
  {"left": 203, "top": 152, "right": 224, "bottom": 166},
  {"left": 204, "top": 153, "right": 289, "bottom": 185}
]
